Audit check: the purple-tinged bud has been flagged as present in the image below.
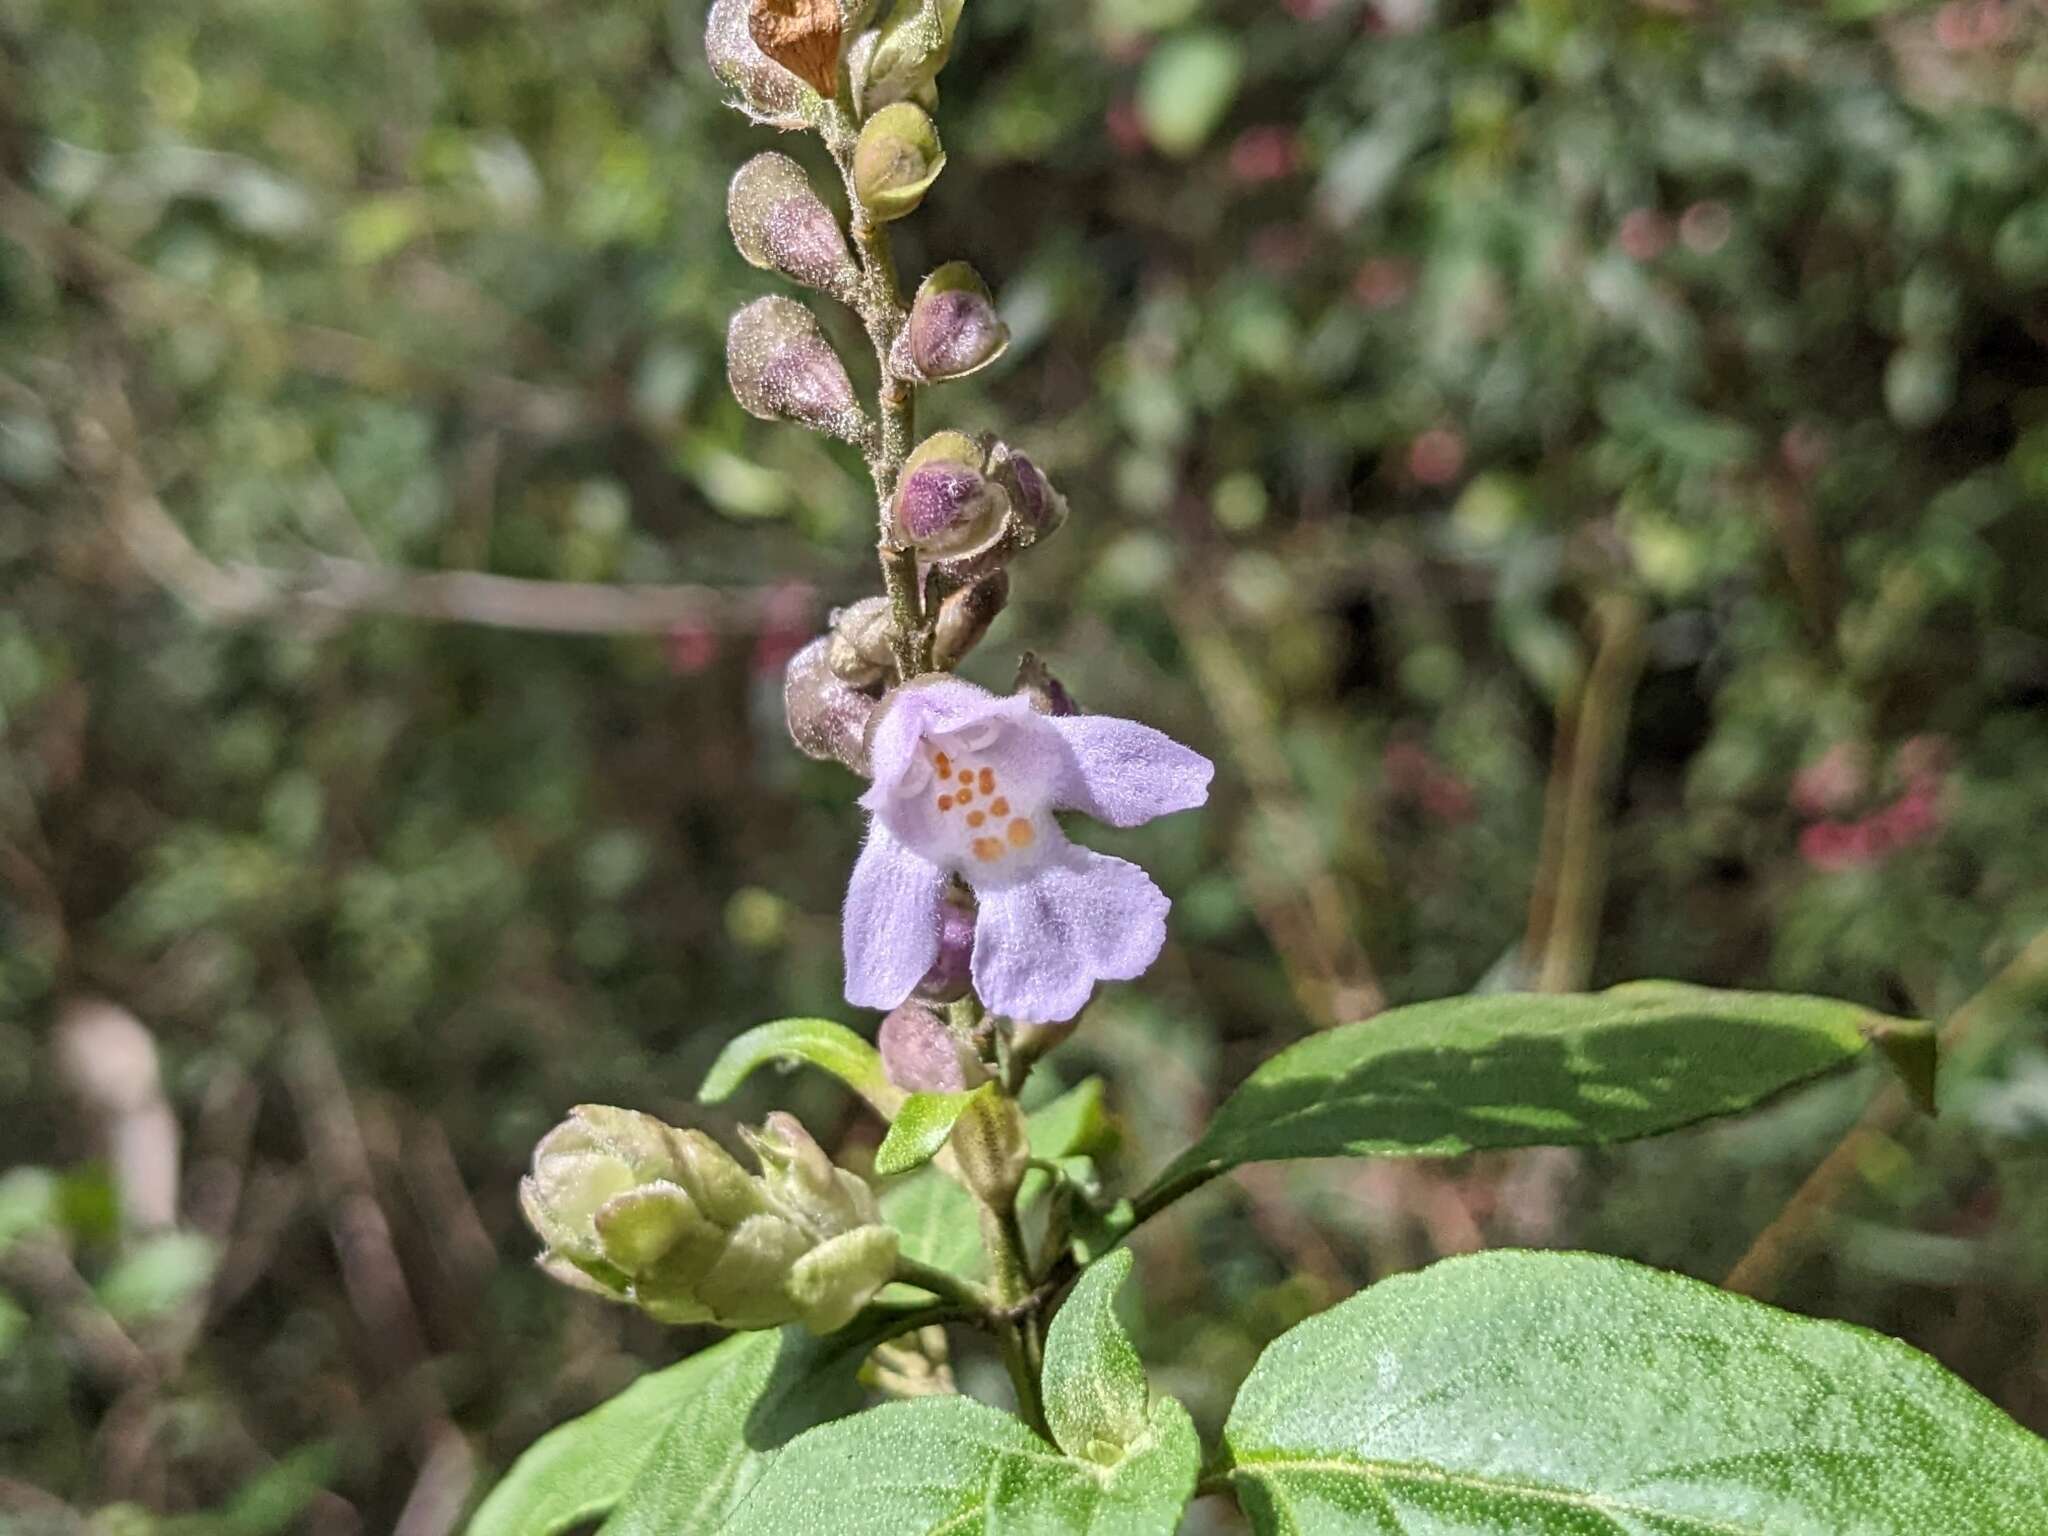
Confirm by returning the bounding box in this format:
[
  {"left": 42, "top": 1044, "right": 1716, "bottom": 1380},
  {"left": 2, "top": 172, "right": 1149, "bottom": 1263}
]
[
  {"left": 891, "top": 431, "right": 1006, "bottom": 558},
  {"left": 826, "top": 596, "right": 895, "bottom": 687},
  {"left": 991, "top": 448, "right": 1068, "bottom": 543},
  {"left": 705, "top": 0, "right": 813, "bottom": 128},
  {"left": 933, "top": 569, "right": 1009, "bottom": 669},
  {"left": 728, "top": 154, "right": 859, "bottom": 301},
  {"left": 878, "top": 1001, "right": 987, "bottom": 1092},
  {"left": 727, "top": 297, "right": 869, "bottom": 444},
  {"left": 914, "top": 896, "right": 977, "bottom": 1003},
  {"left": 904, "top": 263, "right": 1009, "bottom": 382},
  {"left": 853, "top": 102, "right": 944, "bottom": 222},
  {"left": 785, "top": 635, "right": 875, "bottom": 773},
  {"left": 1014, "top": 651, "right": 1079, "bottom": 716}
]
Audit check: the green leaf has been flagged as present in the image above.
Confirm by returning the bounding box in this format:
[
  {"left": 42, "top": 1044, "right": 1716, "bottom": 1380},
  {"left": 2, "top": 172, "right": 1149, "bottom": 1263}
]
[
  {"left": 1222, "top": 1250, "right": 2048, "bottom": 1535},
  {"left": 1042, "top": 1249, "right": 1149, "bottom": 1465},
  {"left": 600, "top": 1323, "right": 884, "bottom": 1535},
  {"left": 1136, "top": 31, "right": 1243, "bottom": 157},
  {"left": 879, "top": 1166, "right": 985, "bottom": 1281},
  {"left": 97, "top": 1232, "right": 217, "bottom": 1324},
  {"left": 468, "top": 1323, "right": 872, "bottom": 1536},
  {"left": 1026, "top": 1077, "right": 1118, "bottom": 1162},
  {"left": 718, "top": 1390, "right": 1200, "bottom": 1536},
  {"left": 699, "top": 1018, "right": 903, "bottom": 1118},
  {"left": 876, "top": 1086, "right": 991, "bottom": 1177},
  {"left": 1150, "top": 984, "right": 1933, "bottom": 1194}
]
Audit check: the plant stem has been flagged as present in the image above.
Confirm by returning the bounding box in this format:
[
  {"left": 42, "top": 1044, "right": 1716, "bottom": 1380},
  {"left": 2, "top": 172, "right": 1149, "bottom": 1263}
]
[
  {"left": 825, "top": 105, "right": 927, "bottom": 680},
  {"left": 892, "top": 1256, "right": 989, "bottom": 1313},
  {"left": 979, "top": 1193, "right": 1049, "bottom": 1439}
]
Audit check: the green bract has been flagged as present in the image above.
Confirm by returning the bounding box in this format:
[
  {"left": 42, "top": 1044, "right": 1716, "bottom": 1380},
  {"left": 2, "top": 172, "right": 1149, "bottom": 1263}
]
[{"left": 852, "top": 103, "right": 945, "bottom": 222}]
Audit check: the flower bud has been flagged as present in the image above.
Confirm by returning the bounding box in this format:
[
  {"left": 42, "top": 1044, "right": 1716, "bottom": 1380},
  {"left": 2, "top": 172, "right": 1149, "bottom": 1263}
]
[
  {"left": 1014, "top": 651, "right": 1080, "bottom": 717},
  {"left": 745, "top": 1111, "right": 881, "bottom": 1238},
  {"left": 519, "top": 1105, "right": 683, "bottom": 1271},
  {"left": 746, "top": 0, "right": 842, "bottom": 98},
  {"left": 891, "top": 431, "right": 1007, "bottom": 558},
  {"left": 706, "top": 0, "right": 812, "bottom": 128},
  {"left": 879, "top": 1001, "right": 987, "bottom": 1091},
  {"left": 855, "top": 0, "right": 963, "bottom": 113},
  {"left": 785, "top": 635, "right": 876, "bottom": 773},
  {"left": 727, "top": 297, "right": 869, "bottom": 444},
  {"left": 786, "top": 1224, "right": 902, "bottom": 1333},
  {"left": 728, "top": 154, "right": 859, "bottom": 301},
  {"left": 950, "top": 1088, "right": 1029, "bottom": 1207},
  {"left": 904, "top": 263, "right": 1009, "bottom": 381},
  {"left": 932, "top": 569, "right": 1009, "bottom": 669},
  {"left": 853, "top": 103, "right": 945, "bottom": 222},
  {"left": 914, "top": 895, "right": 976, "bottom": 1003},
  {"left": 991, "top": 447, "right": 1068, "bottom": 543},
  {"left": 826, "top": 596, "right": 896, "bottom": 687},
  {"left": 523, "top": 1105, "right": 899, "bottom": 1334}
]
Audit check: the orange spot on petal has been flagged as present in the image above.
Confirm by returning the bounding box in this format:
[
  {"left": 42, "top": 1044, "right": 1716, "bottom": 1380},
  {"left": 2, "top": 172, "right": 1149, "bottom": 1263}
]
[
  {"left": 978, "top": 768, "right": 995, "bottom": 793},
  {"left": 990, "top": 797, "right": 1010, "bottom": 817},
  {"left": 938, "top": 795, "right": 953, "bottom": 812},
  {"left": 957, "top": 788, "right": 973, "bottom": 804},
  {"left": 1007, "top": 818, "right": 1035, "bottom": 848},
  {"left": 934, "top": 752, "right": 951, "bottom": 777},
  {"left": 972, "top": 837, "right": 1004, "bottom": 862},
  {"left": 967, "top": 810, "right": 986, "bottom": 827},
  {"left": 957, "top": 767, "right": 974, "bottom": 783}
]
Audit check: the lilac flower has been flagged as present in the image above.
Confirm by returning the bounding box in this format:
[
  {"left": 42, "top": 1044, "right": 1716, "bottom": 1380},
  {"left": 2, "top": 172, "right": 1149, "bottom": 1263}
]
[{"left": 842, "top": 678, "right": 1212, "bottom": 1023}]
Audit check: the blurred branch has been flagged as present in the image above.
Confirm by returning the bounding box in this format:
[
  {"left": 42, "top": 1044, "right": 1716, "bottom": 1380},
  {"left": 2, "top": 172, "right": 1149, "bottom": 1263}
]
[
  {"left": 73, "top": 374, "right": 789, "bottom": 635},
  {"left": 0, "top": 174, "right": 598, "bottom": 439},
  {"left": 1723, "top": 928, "right": 2048, "bottom": 1300},
  {"left": 1525, "top": 592, "right": 1648, "bottom": 993},
  {"left": 1173, "top": 595, "right": 1385, "bottom": 1025}
]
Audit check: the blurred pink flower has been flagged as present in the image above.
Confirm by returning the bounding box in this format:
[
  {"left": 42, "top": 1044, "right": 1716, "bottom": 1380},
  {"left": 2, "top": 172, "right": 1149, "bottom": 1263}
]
[
  {"left": 1353, "top": 257, "right": 1415, "bottom": 310},
  {"left": 1789, "top": 742, "right": 1870, "bottom": 819},
  {"left": 666, "top": 616, "right": 721, "bottom": 675}
]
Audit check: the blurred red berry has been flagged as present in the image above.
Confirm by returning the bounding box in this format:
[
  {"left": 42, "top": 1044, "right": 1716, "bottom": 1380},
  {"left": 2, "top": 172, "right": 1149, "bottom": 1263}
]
[
  {"left": 1618, "top": 208, "right": 1673, "bottom": 263},
  {"left": 1229, "top": 125, "right": 1302, "bottom": 184},
  {"left": 1353, "top": 257, "right": 1415, "bottom": 310},
  {"left": 665, "top": 617, "right": 721, "bottom": 675},
  {"left": 1407, "top": 427, "right": 1466, "bottom": 487}
]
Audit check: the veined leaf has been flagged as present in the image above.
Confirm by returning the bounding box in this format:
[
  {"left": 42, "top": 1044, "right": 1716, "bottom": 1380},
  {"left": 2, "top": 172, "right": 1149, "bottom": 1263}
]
[
  {"left": 875, "top": 1086, "right": 990, "bottom": 1177},
  {"left": 1222, "top": 1249, "right": 2048, "bottom": 1535},
  {"left": 718, "top": 1390, "right": 1198, "bottom": 1535},
  {"left": 468, "top": 1322, "right": 878, "bottom": 1536},
  {"left": 698, "top": 1018, "right": 903, "bottom": 1118},
  {"left": 1042, "top": 1248, "right": 1151, "bottom": 1466},
  {"left": 1149, "top": 984, "right": 1933, "bottom": 1194}
]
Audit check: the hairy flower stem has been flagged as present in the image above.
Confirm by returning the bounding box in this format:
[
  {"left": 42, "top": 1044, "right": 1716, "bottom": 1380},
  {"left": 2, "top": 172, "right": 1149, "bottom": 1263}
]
[
  {"left": 825, "top": 104, "right": 928, "bottom": 681},
  {"left": 980, "top": 1196, "right": 1049, "bottom": 1438}
]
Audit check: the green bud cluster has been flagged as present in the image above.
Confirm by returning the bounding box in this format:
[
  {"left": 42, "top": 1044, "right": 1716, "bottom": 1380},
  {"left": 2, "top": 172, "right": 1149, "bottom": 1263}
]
[{"left": 521, "top": 1105, "right": 899, "bottom": 1334}]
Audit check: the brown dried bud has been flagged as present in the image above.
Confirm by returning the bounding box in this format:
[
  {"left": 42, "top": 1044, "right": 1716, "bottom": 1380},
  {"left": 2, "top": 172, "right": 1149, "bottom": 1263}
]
[
  {"left": 933, "top": 569, "right": 1009, "bottom": 669},
  {"left": 728, "top": 154, "right": 858, "bottom": 301},
  {"left": 991, "top": 447, "right": 1068, "bottom": 543},
  {"left": 903, "top": 263, "right": 1009, "bottom": 382},
  {"left": 706, "top": 0, "right": 811, "bottom": 127},
  {"left": 785, "top": 635, "right": 876, "bottom": 772},
  {"left": 727, "top": 297, "right": 869, "bottom": 444},
  {"left": 891, "top": 431, "right": 1006, "bottom": 558},
  {"left": 1014, "top": 652, "right": 1079, "bottom": 716},
  {"left": 747, "top": 0, "right": 842, "bottom": 97}
]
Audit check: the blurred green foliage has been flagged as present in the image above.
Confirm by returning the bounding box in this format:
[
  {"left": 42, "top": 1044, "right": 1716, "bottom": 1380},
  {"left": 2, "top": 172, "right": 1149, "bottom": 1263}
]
[{"left": 3, "top": 0, "right": 2047, "bottom": 1529}]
